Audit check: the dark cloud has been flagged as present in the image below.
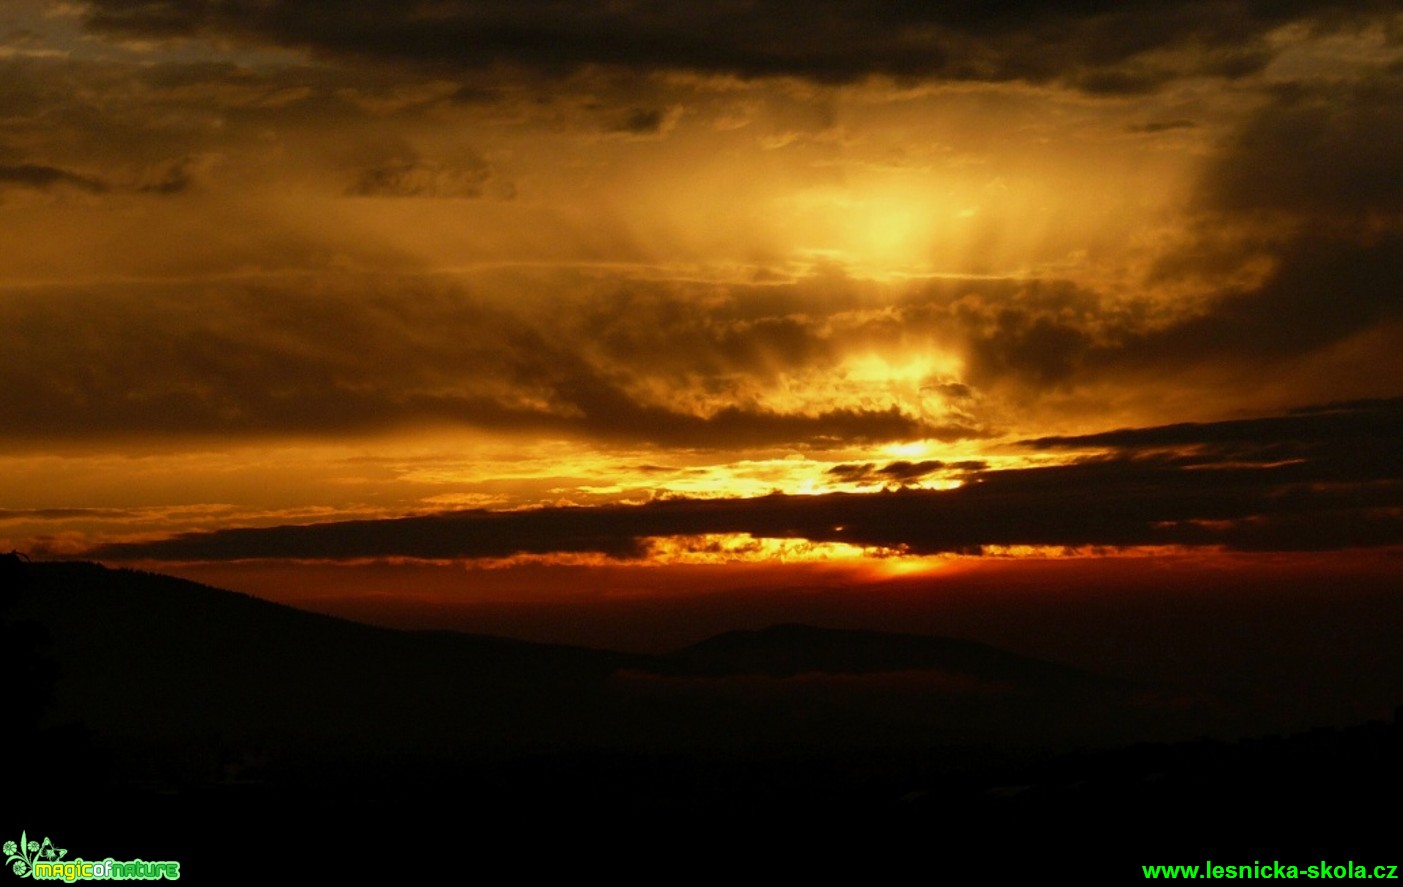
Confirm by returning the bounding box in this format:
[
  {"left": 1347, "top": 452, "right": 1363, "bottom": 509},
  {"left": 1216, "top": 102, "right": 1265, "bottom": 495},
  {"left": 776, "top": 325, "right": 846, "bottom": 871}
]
[
  {"left": 568, "top": 285, "right": 838, "bottom": 390},
  {"left": 931, "top": 381, "right": 975, "bottom": 400},
  {"left": 904, "top": 279, "right": 1125, "bottom": 389},
  {"left": 826, "top": 459, "right": 983, "bottom": 486},
  {"left": 86, "top": 399, "right": 1403, "bottom": 562},
  {"left": 0, "top": 55, "right": 439, "bottom": 183},
  {"left": 1198, "top": 77, "right": 1403, "bottom": 219},
  {"left": 1024, "top": 396, "right": 1403, "bottom": 454},
  {"left": 78, "top": 0, "right": 1388, "bottom": 91},
  {"left": 0, "top": 277, "right": 975, "bottom": 448},
  {"left": 954, "top": 228, "right": 1403, "bottom": 393},
  {"left": 876, "top": 460, "right": 943, "bottom": 483},
  {"left": 0, "top": 156, "right": 214, "bottom": 197},
  {"left": 826, "top": 463, "right": 878, "bottom": 484},
  {"left": 1031, "top": 225, "right": 1403, "bottom": 376},
  {"left": 1126, "top": 119, "right": 1197, "bottom": 133},
  {"left": 137, "top": 156, "right": 208, "bottom": 195},
  {"left": 611, "top": 108, "right": 666, "bottom": 135},
  {"left": 5, "top": 247, "right": 1393, "bottom": 450},
  {"left": 0, "top": 508, "right": 132, "bottom": 522},
  {"left": 1109, "top": 79, "right": 1403, "bottom": 372},
  {"left": 346, "top": 155, "right": 512, "bottom": 199},
  {"left": 15, "top": 246, "right": 1393, "bottom": 450},
  {"left": 0, "top": 163, "right": 108, "bottom": 193}
]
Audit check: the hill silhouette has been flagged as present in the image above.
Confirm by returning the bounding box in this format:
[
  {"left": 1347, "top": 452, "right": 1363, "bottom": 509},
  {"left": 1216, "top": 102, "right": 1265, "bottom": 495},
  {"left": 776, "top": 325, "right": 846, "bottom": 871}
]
[
  {"left": 13, "top": 561, "right": 649, "bottom": 758},
  {"left": 665, "top": 622, "right": 1115, "bottom": 688},
  {"left": 14, "top": 561, "right": 1153, "bottom": 766},
  {"left": 9, "top": 560, "right": 1397, "bottom": 877}
]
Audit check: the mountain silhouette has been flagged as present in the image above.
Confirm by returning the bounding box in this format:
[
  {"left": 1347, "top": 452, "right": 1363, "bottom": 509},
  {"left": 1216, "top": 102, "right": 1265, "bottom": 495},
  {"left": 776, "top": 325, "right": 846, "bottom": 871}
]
[
  {"left": 7, "top": 560, "right": 1396, "bottom": 878},
  {"left": 13, "top": 560, "right": 1160, "bottom": 768},
  {"left": 661, "top": 622, "right": 1116, "bottom": 688},
  {"left": 14, "top": 561, "right": 646, "bottom": 758}
]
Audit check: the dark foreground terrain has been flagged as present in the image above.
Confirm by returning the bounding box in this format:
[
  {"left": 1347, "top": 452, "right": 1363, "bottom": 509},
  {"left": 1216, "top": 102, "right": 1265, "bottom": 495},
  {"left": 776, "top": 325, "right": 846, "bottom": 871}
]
[{"left": 3, "top": 560, "right": 1398, "bottom": 878}]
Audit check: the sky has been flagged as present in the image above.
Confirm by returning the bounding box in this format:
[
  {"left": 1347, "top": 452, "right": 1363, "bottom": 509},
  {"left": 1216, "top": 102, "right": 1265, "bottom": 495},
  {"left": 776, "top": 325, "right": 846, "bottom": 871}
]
[{"left": 2, "top": 1, "right": 1401, "bottom": 650}]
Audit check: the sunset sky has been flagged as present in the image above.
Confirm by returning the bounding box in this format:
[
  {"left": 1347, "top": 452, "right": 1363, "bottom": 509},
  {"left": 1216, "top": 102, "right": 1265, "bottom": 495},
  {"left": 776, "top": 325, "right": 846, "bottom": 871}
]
[{"left": 3, "top": 0, "right": 1400, "bottom": 647}]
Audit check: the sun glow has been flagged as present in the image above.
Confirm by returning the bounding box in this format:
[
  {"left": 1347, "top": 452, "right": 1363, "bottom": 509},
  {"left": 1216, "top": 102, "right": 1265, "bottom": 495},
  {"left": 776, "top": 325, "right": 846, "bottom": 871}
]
[
  {"left": 881, "top": 440, "right": 931, "bottom": 459},
  {"left": 846, "top": 197, "right": 934, "bottom": 273},
  {"left": 869, "top": 552, "right": 954, "bottom": 578},
  {"left": 780, "top": 175, "right": 977, "bottom": 278},
  {"left": 755, "top": 350, "right": 966, "bottom": 423},
  {"left": 842, "top": 352, "right": 961, "bottom": 386},
  {"left": 644, "top": 533, "right": 883, "bottom": 565}
]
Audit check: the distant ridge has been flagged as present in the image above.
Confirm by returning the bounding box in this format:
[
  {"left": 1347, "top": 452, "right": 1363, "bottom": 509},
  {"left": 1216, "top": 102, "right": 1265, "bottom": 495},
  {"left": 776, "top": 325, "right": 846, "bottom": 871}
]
[
  {"left": 664, "top": 622, "right": 1114, "bottom": 688},
  {"left": 11, "top": 560, "right": 1162, "bottom": 772}
]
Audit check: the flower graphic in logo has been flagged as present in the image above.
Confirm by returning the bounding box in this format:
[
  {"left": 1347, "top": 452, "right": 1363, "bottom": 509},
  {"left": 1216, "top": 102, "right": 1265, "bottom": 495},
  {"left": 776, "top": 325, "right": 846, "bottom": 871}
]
[{"left": 4, "top": 831, "right": 62, "bottom": 878}]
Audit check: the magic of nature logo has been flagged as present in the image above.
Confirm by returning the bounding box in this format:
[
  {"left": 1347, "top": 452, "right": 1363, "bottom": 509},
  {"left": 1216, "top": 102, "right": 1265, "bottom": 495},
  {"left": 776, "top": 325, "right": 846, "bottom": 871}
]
[{"left": 4, "top": 832, "right": 179, "bottom": 881}]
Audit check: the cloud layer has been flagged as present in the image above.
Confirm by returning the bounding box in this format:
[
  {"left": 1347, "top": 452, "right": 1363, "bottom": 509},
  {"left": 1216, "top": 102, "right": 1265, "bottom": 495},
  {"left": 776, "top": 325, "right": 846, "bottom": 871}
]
[
  {"left": 0, "top": 276, "right": 989, "bottom": 447},
  {"left": 89, "top": 398, "right": 1403, "bottom": 561},
  {"left": 79, "top": 0, "right": 1392, "bottom": 91},
  {"left": 2, "top": 0, "right": 1401, "bottom": 569}
]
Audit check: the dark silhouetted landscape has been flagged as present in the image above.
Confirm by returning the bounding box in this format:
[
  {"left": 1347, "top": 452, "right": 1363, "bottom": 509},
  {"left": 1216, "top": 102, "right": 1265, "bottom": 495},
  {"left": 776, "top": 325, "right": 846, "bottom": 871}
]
[{"left": 5, "top": 558, "right": 1398, "bottom": 877}]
